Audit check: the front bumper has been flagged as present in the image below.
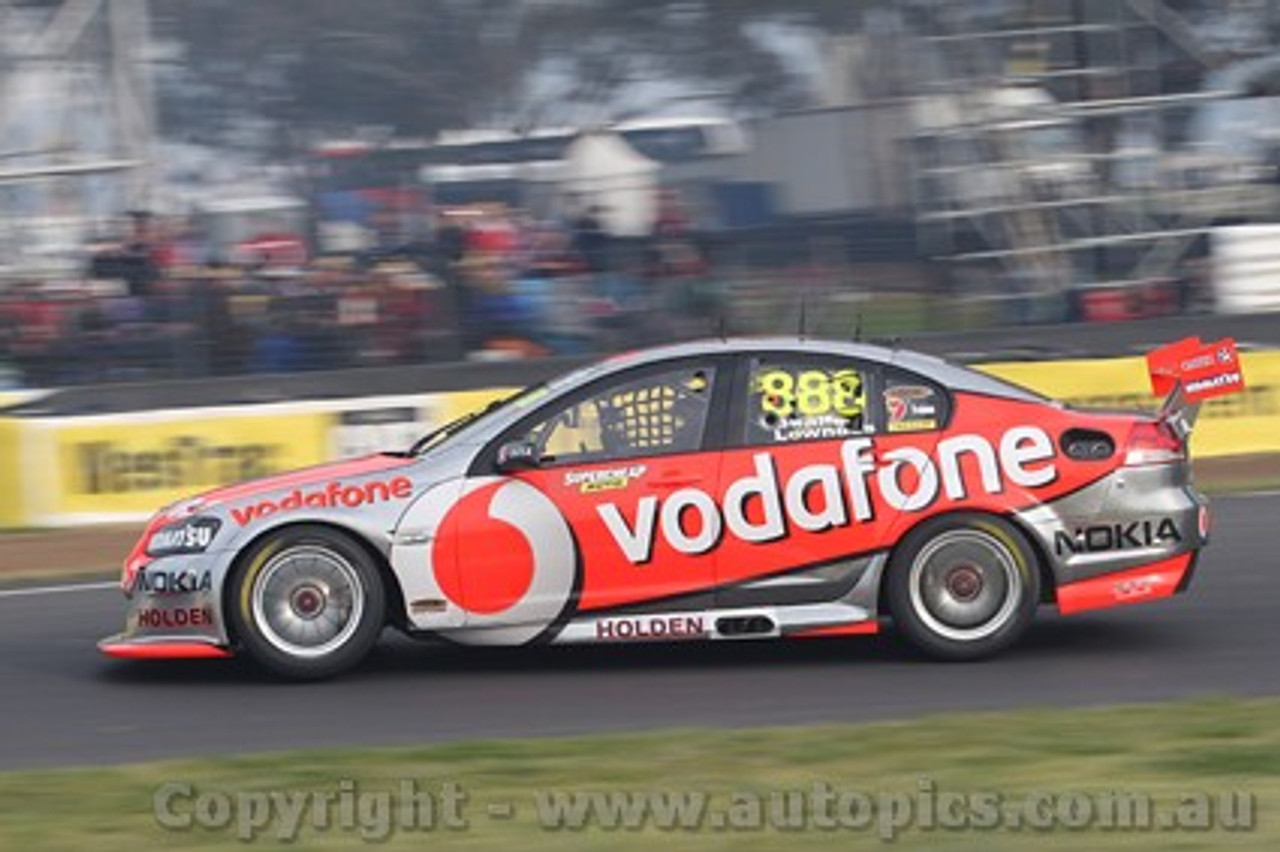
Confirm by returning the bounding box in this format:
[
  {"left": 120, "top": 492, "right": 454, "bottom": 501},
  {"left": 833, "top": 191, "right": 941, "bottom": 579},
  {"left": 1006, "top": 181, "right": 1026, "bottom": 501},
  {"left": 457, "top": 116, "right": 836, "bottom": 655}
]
[
  {"left": 98, "top": 553, "right": 235, "bottom": 660},
  {"left": 98, "top": 637, "right": 232, "bottom": 659}
]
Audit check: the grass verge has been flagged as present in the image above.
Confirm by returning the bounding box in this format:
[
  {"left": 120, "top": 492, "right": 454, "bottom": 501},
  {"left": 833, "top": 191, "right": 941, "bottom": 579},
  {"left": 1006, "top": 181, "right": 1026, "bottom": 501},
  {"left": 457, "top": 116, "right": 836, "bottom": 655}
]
[{"left": 0, "top": 697, "right": 1275, "bottom": 850}]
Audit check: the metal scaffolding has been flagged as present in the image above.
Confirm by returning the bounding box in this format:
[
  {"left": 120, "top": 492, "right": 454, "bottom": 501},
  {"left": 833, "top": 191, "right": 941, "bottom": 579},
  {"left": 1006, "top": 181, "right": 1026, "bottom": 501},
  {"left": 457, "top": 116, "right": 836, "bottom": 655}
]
[
  {"left": 0, "top": 0, "right": 154, "bottom": 277},
  {"left": 908, "top": 0, "right": 1280, "bottom": 319}
]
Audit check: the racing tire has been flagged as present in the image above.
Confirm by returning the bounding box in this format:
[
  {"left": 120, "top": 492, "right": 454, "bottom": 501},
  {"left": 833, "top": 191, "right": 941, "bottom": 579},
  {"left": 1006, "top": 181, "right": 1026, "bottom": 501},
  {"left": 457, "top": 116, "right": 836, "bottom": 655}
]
[
  {"left": 886, "top": 514, "right": 1040, "bottom": 661},
  {"left": 228, "top": 526, "right": 386, "bottom": 680}
]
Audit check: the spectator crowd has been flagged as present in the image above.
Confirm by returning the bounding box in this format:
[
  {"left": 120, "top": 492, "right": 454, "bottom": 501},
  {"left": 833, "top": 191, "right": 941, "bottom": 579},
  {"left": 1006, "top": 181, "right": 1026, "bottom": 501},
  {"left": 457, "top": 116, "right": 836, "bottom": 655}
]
[{"left": 0, "top": 196, "right": 724, "bottom": 388}]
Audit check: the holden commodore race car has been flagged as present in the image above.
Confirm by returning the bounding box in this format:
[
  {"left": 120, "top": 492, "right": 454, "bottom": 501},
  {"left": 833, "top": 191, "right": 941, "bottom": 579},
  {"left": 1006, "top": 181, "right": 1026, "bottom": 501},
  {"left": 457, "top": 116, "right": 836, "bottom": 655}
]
[{"left": 100, "top": 336, "right": 1245, "bottom": 679}]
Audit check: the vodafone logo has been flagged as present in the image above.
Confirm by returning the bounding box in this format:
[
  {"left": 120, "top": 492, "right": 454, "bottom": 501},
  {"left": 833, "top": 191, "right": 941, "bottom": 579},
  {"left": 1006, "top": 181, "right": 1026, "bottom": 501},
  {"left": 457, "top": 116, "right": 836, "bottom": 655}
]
[
  {"left": 418, "top": 478, "right": 577, "bottom": 645},
  {"left": 231, "top": 478, "right": 412, "bottom": 526}
]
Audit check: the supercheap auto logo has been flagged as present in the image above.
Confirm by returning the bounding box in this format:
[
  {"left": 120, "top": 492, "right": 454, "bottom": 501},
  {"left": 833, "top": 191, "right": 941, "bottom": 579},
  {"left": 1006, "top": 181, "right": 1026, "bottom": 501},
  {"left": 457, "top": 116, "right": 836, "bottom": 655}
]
[
  {"left": 564, "top": 465, "right": 647, "bottom": 494},
  {"left": 599, "top": 427, "right": 1058, "bottom": 564}
]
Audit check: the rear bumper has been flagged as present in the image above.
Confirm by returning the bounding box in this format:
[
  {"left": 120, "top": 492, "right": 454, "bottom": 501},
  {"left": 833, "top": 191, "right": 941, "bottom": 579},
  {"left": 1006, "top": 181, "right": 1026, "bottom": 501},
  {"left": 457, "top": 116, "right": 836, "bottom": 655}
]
[
  {"left": 1056, "top": 552, "right": 1196, "bottom": 615},
  {"left": 1019, "top": 463, "right": 1208, "bottom": 587}
]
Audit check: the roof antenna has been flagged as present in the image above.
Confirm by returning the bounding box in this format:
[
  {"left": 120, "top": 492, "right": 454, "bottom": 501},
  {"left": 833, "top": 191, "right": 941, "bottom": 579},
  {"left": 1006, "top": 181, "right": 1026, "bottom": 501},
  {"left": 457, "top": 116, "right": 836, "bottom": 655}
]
[
  {"left": 716, "top": 313, "right": 728, "bottom": 342},
  {"left": 798, "top": 296, "right": 808, "bottom": 340},
  {"left": 853, "top": 311, "right": 863, "bottom": 343}
]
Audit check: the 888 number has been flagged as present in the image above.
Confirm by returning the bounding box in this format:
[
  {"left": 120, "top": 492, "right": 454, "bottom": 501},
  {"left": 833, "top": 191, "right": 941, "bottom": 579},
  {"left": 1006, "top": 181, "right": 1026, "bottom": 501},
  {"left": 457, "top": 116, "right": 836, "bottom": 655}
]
[{"left": 757, "top": 369, "right": 864, "bottom": 421}]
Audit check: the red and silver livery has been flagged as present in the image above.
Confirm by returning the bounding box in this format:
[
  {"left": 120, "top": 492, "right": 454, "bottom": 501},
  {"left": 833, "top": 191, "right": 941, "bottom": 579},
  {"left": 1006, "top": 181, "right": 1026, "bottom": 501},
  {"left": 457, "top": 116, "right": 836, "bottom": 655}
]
[{"left": 100, "top": 337, "right": 1239, "bottom": 678}]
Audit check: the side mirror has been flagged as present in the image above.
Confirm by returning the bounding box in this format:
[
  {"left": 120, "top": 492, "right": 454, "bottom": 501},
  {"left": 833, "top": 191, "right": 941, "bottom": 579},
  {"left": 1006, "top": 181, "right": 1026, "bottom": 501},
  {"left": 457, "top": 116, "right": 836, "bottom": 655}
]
[{"left": 495, "top": 441, "right": 542, "bottom": 473}]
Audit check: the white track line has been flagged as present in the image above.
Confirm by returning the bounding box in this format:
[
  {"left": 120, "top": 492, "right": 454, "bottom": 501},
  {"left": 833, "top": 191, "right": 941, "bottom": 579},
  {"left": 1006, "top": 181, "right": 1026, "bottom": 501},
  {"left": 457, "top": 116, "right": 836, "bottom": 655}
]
[{"left": 0, "top": 581, "right": 117, "bottom": 599}]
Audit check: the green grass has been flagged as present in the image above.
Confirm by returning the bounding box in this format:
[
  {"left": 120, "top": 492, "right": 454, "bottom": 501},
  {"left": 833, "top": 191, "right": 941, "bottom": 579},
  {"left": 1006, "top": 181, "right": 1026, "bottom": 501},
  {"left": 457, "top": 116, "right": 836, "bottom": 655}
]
[
  {"left": 1196, "top": 470, "right": 1280, "bottom": 497},
  {"left": 0, "top": 697, "right": 1275, "bottom": 850}
]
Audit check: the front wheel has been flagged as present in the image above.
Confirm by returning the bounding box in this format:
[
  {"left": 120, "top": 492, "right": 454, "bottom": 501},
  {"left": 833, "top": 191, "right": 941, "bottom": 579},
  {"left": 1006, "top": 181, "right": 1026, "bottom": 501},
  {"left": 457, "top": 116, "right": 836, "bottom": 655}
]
[
  {"left": 228, "top": 526, "right": 386, "bottom": 680},
  {"left": 886, "top": 514, "right": 1040, "bottom": 660}
]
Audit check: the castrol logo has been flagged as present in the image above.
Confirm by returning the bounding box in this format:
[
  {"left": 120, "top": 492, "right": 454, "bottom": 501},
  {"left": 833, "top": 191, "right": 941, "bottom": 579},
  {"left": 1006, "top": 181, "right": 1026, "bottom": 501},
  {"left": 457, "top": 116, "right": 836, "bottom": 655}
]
[{"left": 599, "top": 427, "right": 1057, "bottom": 565}]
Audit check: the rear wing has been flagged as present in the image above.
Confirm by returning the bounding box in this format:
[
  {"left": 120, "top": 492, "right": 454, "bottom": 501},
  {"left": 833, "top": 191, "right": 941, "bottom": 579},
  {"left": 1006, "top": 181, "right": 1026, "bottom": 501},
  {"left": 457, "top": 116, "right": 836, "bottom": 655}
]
[{"left": 1145, "top": 337, "right": 1246, "bottom": 441}]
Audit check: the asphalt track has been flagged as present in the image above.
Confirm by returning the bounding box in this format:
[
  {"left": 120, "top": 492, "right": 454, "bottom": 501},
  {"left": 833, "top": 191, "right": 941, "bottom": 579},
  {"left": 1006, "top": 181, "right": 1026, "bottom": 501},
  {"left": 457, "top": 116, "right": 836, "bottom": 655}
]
[{"left": 1, "top": 493, "right": 1278, "bottom": 771}]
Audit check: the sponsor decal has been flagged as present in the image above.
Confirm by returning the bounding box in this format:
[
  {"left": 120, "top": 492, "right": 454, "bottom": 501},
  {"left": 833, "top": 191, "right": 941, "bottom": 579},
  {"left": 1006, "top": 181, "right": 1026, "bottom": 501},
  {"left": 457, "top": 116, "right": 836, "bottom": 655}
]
[
  {"left": 885, "top": 385, "right": 940, "bottom": 433},
  {"left": 599, "top": 427, "right": 1057, "bottom": 565},
  {"left": 137, "top": 606, "right": 214, "bottom": 630},
  {"left": 888, "top": 418, "right": 938, "bottom": 433},
  {"left": 564, "top": 465, "right": 647, "bottom": 494},
  {"left": 750, "top": 366, "right": 866, "bottom": 444},
  {"left": 231, "top": 477, "right": 413, "bottom": 526},
  {"left": 595, "top": 615, "right": 706, "bottom": 641},
  {"left": 1114, "top": 574, "right": 1164, "bottom": 601},
  {"left": 424, "top": 479, "right": 577, "bottom": 643},
  {"left": 146, "top": 517, "right": 221, "bottom": 556},
  {"left": 1053, "top": 518, "right": 1182, "bottom": 556},
  {"left": 1147, "top": 337, "right": 1247, "bottom": 404},
  {"left": 136, "top": 568, "right": 213, "bottom": 596},
  {"left": 1185, "top": 371, "right": 1243, "bottom": 398}
]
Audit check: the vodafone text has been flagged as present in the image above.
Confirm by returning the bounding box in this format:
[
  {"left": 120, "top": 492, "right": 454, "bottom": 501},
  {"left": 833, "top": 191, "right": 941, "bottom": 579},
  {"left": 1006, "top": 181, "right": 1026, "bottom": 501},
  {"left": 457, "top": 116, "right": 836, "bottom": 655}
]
[
  {"left": 232, "top": 478, "right": 413, "bottom": 526},
  {"left": 598, "top": 428, "right": 1057, "bottom": 564}
]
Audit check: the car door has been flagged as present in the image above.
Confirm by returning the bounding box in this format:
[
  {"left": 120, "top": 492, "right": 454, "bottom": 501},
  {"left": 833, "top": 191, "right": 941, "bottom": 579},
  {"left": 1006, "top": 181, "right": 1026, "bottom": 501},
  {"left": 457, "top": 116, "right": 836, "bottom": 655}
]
[
  {"left": 713, "top": 352, "right": 951, "bottom": 607},
  {"left": 445, "top": 358, "right": 731, "bottom": 633}
]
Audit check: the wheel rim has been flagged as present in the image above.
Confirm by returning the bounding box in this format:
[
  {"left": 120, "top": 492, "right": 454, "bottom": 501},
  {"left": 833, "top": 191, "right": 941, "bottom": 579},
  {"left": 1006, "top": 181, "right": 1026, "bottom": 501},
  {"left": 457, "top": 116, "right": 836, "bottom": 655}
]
[
  {"left": 250, "top": 545, "right": 365, "bottom": 659},
  {"left": 907, "top": 529, "right": 1023, "bottom": 643}
]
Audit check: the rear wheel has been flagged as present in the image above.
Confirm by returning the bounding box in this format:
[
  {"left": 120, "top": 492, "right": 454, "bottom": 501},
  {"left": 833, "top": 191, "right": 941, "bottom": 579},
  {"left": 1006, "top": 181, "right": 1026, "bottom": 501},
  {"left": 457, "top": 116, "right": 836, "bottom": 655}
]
[
  {"left": 228, "top": 526, "right": 386, "bottom": 680},
  {"left": 886, "top": 514, "right": 1040, "bottom": 660}
]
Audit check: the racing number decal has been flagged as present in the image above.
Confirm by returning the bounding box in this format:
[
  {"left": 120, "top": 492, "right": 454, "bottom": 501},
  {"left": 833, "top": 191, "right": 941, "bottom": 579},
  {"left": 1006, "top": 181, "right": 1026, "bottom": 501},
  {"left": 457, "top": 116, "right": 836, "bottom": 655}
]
[
  {"left": 750, "top": 364, "right": 867, "bottom": 445},
  {"left": 757, "top": 368, "right": 865, "bottom": 421}
]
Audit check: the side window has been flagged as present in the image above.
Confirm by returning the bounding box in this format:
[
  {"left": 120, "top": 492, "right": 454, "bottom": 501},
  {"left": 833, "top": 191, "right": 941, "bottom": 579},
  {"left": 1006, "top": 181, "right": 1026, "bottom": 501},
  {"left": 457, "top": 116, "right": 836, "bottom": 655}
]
[
  {"left": 519, "top": 365, "right": 717, "bottom": 465},
  {"left": 882, "top": 369, "right": 950, "bottom": 433},
  {"left": 743, "top": 357, "right": 871, "bottom": 446}
]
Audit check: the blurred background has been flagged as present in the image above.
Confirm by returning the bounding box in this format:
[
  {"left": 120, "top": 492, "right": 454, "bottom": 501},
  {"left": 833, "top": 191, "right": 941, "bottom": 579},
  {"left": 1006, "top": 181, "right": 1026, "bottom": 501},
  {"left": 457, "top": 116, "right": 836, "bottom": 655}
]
[{"left": 4, "top": 0, "right": 1280, "bottom": 388}]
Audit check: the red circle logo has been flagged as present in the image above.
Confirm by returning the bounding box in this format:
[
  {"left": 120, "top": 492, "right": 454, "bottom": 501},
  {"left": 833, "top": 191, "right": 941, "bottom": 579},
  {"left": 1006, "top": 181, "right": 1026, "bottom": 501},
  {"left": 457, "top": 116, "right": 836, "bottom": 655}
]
[
  {"left": 406, "top": 478, "right": 577, "bottom": 645},
  {"left": 433, "top": 482, "right": 537, "bottom": 615}
]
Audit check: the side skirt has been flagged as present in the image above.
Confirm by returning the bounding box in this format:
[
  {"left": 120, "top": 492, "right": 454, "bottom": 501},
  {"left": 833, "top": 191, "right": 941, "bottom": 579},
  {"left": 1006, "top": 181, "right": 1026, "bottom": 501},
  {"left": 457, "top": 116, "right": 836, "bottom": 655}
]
[{"left": 552, "top": 602, "right": 878, "bottom": 645}]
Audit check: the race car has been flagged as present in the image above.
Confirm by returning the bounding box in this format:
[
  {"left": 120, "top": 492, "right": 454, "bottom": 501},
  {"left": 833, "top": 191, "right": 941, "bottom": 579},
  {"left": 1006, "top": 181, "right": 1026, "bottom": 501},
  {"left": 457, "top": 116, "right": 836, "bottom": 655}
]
[{"left": 99, "top": 336, "right": 1245, "bottom": 679}]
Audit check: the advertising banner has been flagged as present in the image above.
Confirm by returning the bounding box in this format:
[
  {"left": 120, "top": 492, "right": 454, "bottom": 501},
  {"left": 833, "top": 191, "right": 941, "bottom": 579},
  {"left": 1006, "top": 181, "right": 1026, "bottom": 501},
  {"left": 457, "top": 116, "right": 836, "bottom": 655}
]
[{"left": 981, "top": 351, "right": 1280, "bottom": 458}]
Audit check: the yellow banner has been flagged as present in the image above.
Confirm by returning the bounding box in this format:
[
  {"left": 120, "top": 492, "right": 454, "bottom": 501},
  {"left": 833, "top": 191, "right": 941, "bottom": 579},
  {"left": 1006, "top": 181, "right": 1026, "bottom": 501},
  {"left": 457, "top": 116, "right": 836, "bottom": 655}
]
[
  {"left": 0, "top": 419, "right": 21, "bottom": 527},
  {"left": 47, "top": 412, "right": 328, "bottom": 519},
  {"left": 981, "top": 352, "right": 1280, "bottom": 458}
]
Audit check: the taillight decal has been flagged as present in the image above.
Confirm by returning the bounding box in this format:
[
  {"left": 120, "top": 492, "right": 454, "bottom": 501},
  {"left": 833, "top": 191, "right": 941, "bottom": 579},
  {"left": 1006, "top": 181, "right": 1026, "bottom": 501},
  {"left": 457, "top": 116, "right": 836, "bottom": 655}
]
[{"left": 1123, "top": 420, "right": 1185, "bottom": 467}]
